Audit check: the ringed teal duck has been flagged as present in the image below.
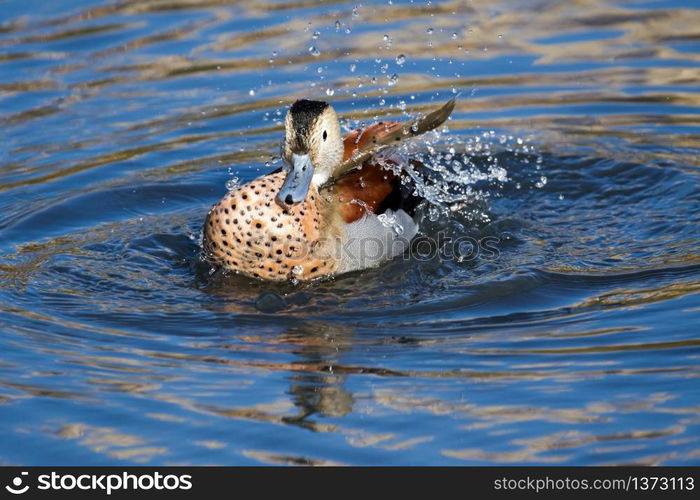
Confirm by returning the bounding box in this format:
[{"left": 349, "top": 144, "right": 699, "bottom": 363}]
[{"left": 203, "top": 98, "right": 455, "bottom": 281}]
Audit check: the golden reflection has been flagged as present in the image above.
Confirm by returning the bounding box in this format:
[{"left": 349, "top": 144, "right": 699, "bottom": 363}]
[
  {"left": 146, "top": 412, "right": 186, "bottom": 423},
  {"left": 349, "top": 385, "right": 700, "bottom": 463},
  {"left": 55, "top": 423, "right": 168, "bottom": 462},
  {"left": 194, "top": 440, "right": 226, "bottom": 449},
  {"left": 13, "top": 23, "right": 137, "bottom": 44},
  {"left": 344, "top": 429, "right": 434, "bottom": 451},
  {"left": 0, "top": 380, "right": 85, "bottom": 400},
  {"left": 581, "top": 280, "right": 700, "bottom": 309},
  {"left": 443, "top": 425, "right": 685, "bottom": 464},
  {"left": 442, "top": 447, "right": 570, "bottom": 464},
  {"left": 241, "top": 449, "right": 343, "bottom": 465}
]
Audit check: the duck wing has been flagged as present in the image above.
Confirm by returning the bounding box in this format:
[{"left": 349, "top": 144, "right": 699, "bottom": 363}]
[
  {"left": 336, "top": 97, "right": 456, "bottom": 176},
  {"left": 330, "top": 97, "right": 455, "bottom": 223}
]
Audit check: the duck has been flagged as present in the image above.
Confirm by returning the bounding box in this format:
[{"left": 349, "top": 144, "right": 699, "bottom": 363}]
[{"left": 203, "top": 97, "right": 455, "bottom": 281}]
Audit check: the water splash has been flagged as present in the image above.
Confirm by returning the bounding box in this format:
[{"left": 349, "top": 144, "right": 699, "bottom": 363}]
[
  {"left": 225, "top": 176, "right": 240, "bottom": 191},
  {"left": 366, "top": 117, "right": 542, "bottom": 221},
  {"left": 377, "top": 212, "right": 404, "bottom": 235}
]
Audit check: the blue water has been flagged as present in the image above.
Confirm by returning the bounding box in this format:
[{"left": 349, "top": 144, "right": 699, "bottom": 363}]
[{"left": 1, "top": 0, "right": 699, "bottom": 465}]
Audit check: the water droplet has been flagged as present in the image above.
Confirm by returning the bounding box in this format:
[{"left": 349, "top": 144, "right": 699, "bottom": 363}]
[
  {"left": 379, "top": 98, "right": 386, "bottom": 105},
  {"left": 345, "top": 27, "right": 351, "bottom": 34},
  {"left": 326, "top": 88, "right": 335, "bottom": 96},
  {"left": 335, "top": 20, "right": 341, "bottom": 30},
  {"left": 352, "top": 6, "right": 359, "bottom": 17},
  {"left": 395, "top": 54, "right": 406, "bottom": 65},
  {"left": 248, "top": 89, "right": 255, "bottom": 96},
  {"left": 426, "top": 27, "right": 434, "bottom": 34},
  {"left": 308, "top": 45, "right": 320, "bottom": 56},
  {"left": 312, "top": 31, "right": 320, "bottom": 40},
  {"left": 451, "top": 32, "right": 458, "bottom": 39},
  {"left": 427, "top": 205, "right": 442, "bottom": 222},
  {"left": 377, "top": 212, "right": 404, "bottom": 235},
  {"left": 398, "top": 100, "right": 406, "bottom": 111},
  {"left": 292, "top": 265, "right": 303, "bottom": 275},
  {"left": 226, "top": 177, "right": 240, "bottom": 191},
  {"left": 387, "top": 73, "right": 398, "bottom": 86}
]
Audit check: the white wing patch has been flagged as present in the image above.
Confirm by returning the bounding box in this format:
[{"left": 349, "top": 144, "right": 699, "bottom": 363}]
[{"left": 338, "top": 209, "right": 419, "bottom": 273}]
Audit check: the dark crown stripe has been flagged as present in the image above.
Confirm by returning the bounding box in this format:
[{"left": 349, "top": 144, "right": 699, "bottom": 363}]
[{"left": 289, "top": 100, "right": 329, "bottom": 152}]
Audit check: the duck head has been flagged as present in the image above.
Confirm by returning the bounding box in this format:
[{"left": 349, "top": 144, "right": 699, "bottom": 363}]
[{"left": 277, "top": 99, "right": 344, "bottom": 206}]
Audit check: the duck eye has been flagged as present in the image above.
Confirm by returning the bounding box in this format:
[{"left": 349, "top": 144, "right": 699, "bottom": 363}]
[{"left": 323, "top": 130, "right": 327, "bottom": 141}]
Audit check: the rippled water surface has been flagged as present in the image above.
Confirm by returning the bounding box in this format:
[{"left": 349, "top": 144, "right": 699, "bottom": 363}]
[{"left": 1, "top": 0, "right": 699, "bottom": 465}]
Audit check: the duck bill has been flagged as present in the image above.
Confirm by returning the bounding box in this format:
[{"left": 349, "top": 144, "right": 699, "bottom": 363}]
[{"left": 277, "top": 153, "right": 314, "bottom": 205}]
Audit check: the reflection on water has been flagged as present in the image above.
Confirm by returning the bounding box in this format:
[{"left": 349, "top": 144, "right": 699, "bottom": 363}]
[{"left": 0, "top": 0, "right": 699, "bottom": 464}]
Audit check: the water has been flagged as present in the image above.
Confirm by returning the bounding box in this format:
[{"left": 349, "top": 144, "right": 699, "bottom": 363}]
[{"left": 1, "top": 0, "right": 699, "bottom": 465}]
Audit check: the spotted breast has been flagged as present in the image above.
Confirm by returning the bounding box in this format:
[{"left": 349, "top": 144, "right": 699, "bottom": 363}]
[{"left": 203, "top": 172, "right": 341, "bottom": 280}]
